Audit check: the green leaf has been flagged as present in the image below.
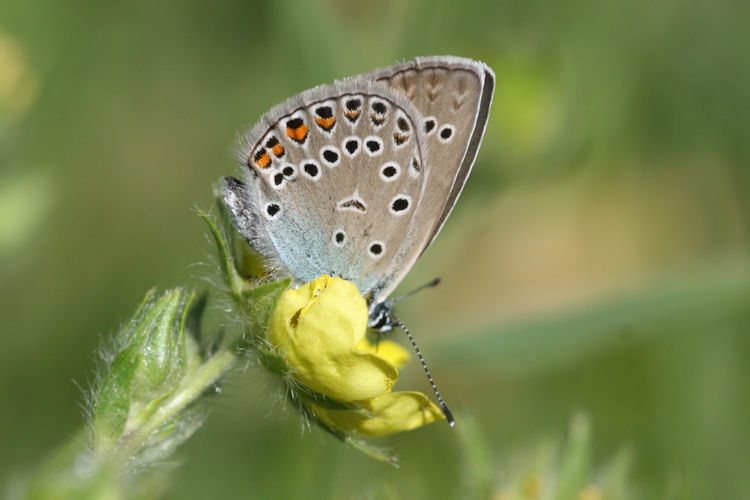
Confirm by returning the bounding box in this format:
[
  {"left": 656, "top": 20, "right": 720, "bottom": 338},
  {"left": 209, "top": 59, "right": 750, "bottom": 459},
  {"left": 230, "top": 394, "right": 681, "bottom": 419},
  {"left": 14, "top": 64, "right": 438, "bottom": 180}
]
[
  {"left": 130, "top": 290, "right": 187, "bottom": 405},
  {"left": 292, "top": 399, "right": 399, "bottom": 467},
  {"left": 601, "top": 448, "right": 635, "bottom": 500},
  {"left": 344, "top": 436, "right": 399, "bottom": 468},
  {"left": 457, "top": 415, "right": 493, "bottom": 500},
  {"left": 292, "top": 384, "right": 364, "bottom": 412},
  {"left": 92, "top": 288, "right": 202, "bottom": 454},
  {"left": 137, "top": 404, "right": 206, "bottom": 466},
  {"left": 242, "top": 278, "right": 291, "bottom": 322},
  {"left": 198, "top": 208, "right": 244, "bottom": 298},
  {"left": 93, "top": 342, "right": 139, "bottom": 454},
  {"left": 256, "top": 347, "right": 290, "bottom": 377},
  {"left": 199, "top": 204, "right": 293, "bottom": 346},
  {"left": 557, "top": 414, "right": 593, "bottom": 500}
]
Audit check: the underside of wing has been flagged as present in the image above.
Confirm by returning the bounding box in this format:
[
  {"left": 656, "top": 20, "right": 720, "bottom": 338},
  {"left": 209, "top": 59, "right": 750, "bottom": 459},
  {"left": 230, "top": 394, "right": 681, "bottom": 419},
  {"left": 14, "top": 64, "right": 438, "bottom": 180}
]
[
  {"left": 222, "top": 79, "right": 430, "bottom": 307},
  {"left": 368, "top": 56, "right": 495, "bottom": 256}
]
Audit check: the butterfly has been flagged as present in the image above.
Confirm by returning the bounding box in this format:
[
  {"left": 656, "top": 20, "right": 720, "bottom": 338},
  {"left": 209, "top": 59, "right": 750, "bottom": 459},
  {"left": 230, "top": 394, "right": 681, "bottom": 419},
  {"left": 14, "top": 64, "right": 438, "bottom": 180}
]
[{"left": 223, "top": 55, "right": 495, "bottom": 333}]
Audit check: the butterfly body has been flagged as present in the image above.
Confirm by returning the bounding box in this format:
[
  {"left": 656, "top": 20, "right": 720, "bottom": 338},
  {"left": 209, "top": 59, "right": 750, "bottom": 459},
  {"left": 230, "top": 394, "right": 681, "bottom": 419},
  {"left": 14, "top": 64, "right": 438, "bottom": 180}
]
[{"left": 223, "top": 56, "right": 495, "bottom": 330}]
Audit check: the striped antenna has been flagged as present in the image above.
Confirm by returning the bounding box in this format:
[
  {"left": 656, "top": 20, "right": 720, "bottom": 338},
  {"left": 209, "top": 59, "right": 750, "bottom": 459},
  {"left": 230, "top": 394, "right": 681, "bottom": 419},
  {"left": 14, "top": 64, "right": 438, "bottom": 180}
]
[{"left": 392, "top": 315, "right": 455, "bottom": 427}]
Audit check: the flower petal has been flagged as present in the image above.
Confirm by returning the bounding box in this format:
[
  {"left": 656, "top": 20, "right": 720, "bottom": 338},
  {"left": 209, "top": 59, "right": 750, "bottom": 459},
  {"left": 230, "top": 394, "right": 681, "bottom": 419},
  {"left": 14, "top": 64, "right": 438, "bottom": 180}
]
[
  {"left": 269, "top": 275, "right": 398, "bottom": 401},
  {"left": 311, "top": 391, "right": 445, "bottom": 437},
  {"left": 357, "top": 337, "right": 410, "bottom": 370}
]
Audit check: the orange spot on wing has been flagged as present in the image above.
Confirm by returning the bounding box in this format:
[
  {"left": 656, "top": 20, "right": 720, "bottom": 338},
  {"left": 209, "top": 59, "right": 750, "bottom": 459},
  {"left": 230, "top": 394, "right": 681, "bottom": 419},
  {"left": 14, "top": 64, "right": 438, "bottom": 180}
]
[
  {"left": 344, "top": 110, "right": 361, "bottom": 121},
  {"left": 272, "top": 143, "right": 285, "bottom": 157},
  {"left": 315, "top": 116, "right": 336, "bottom": 130},
  {"left": 255, "top": 153, "right": 271, "bottom": 168},
  {"left": 393, "top": 132, "right": 409, "bottom": 145},
  {"left": 286, "top": 124, "right": 309, "bottom": 143}
]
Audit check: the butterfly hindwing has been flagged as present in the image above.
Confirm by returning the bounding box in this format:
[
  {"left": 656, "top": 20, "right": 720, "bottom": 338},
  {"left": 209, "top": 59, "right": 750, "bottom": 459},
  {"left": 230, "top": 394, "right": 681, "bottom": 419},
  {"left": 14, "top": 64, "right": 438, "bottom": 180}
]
[{"left": 224, "top": 79, "right": 430, "bottom": 302}]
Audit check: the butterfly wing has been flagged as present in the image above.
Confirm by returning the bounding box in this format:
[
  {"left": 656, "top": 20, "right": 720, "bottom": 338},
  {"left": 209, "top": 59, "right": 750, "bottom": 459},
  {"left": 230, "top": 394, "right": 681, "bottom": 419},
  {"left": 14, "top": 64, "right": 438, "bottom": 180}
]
[
  {"left": 223, "top": 79, "right": 431, "bottom": 303},
  {"left": 224, "top": 56, "right": 495, "bottom": 311},
  {"left": 368, "top": 56, "right": 495, "bottom": 255}
]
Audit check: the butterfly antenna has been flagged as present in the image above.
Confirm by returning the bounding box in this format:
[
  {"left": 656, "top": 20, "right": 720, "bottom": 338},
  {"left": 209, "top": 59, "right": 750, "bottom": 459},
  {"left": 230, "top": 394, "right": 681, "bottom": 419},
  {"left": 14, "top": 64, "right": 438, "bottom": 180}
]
[
  {"left": 392, "top": 315, "right": 455, "bottom": 427},
  {"left": 392, "top": 277, "right": 441, "bottom": 303}
]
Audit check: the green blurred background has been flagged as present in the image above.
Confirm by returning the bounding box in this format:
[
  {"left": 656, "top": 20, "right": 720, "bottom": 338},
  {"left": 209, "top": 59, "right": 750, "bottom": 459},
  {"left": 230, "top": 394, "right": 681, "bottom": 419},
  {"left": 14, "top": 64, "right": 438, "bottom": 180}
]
[{"left": 1, "top": 0, "right": 748, "bottom": 498}]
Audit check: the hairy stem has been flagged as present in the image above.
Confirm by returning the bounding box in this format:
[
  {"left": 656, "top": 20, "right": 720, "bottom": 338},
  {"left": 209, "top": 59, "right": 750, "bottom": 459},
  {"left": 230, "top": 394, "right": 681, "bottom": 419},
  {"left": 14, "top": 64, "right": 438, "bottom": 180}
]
[{"left": 118, "top": 349, "right": 237, "bottom": 459}]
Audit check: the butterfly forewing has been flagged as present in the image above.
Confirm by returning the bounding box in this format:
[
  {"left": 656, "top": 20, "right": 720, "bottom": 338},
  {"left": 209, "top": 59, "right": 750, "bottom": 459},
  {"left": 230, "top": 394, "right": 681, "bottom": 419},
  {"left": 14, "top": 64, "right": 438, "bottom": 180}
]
[
  {"left": 224, "top": 80, "right": 430, "bottom": 300},
  {"left": 369, "top": 56, "right": 495, "bottom": 255}
]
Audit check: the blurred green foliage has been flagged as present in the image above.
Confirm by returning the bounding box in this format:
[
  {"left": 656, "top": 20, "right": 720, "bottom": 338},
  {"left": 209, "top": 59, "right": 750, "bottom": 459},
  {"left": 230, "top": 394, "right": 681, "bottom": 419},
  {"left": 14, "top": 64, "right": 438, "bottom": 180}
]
[{"left": 1, "top": 0, "right": 748, "bottom": 498}]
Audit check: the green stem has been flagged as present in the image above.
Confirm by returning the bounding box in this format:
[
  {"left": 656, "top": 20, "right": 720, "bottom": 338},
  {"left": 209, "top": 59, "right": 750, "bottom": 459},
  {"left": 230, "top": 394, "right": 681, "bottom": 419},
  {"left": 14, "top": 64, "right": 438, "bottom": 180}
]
[
  {"left": 118, "top": 349, "right": 237, "bottom": 459},
  {"left": 198, "top": 209, "right": 245, "bottom": 299},
  {"left": 344, "top": 437, "right": 399, "bottom": 468}
]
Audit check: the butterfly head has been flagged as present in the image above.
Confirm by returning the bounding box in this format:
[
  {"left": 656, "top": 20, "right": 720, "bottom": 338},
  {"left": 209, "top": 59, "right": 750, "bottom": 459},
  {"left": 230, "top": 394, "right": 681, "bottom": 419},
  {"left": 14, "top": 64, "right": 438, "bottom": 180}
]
[
  {"left": 368, "top": 292, "right": 456, "bottom": 428},
  {"left": 368, "top": 300, "right": 395, "bottom": 333}
]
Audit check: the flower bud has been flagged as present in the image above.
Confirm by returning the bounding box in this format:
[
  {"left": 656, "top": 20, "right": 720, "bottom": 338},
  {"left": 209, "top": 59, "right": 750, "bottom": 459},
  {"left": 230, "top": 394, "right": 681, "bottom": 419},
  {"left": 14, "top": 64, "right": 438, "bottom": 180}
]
[{"left": 93, "top": 288, "right": 194, "bottom": 454}]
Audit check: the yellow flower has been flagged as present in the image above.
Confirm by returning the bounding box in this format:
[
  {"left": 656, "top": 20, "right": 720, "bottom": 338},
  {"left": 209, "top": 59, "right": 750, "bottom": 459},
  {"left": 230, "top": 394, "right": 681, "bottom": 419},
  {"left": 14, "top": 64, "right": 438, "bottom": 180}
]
[
  {"left": 310, "top": 391, "right": 444, "bottom": 438},
  {"left": 269, "top": 275, "right": 444, "bottom": 437}
]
